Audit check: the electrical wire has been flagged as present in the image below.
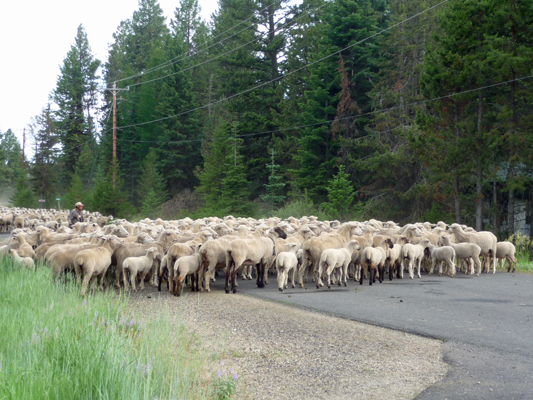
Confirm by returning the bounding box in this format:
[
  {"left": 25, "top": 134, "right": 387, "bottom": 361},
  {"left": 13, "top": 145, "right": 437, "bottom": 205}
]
[
  {"left": 114, "top": 0, "right": 286, "bottom": 84},
  {"left": 114, "top": 0, "right": 451, "bottom": 131},
  {"left": 103, "top": 73, "right": 533, "bottom": 145}
]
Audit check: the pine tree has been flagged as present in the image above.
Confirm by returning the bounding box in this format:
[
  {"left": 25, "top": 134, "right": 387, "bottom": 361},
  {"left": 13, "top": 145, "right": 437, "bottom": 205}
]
[
  {"left": 52, "top": 25, "right": 100, "bottom": 180},
  {"left": 320, "top": 165, "right": 357, "bottom": 221},
  {"left": 10, "top": 171, "right": 38, "bottom": 208},
  {"left": 295, "top": 0, "right": 386, "bottom": 203},
  {"left": 261, "top": 150, "right": 286, "bottom": 212},
  {"left": 29, "top": 105, "right": 60, "bottom": 203},
  {"left": 63, "top": 172, "right": 87, "bottom": 210},
  {"left": 137, "top": 148, "right": 168, "bottom": 206},
  {"left": 0, "top": 129, "right": 22, "bottom": 187}
]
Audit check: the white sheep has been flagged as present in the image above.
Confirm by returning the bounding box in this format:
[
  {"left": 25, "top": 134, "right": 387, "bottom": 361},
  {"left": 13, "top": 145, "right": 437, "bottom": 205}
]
[
  {"left": 276, "top": 243, "right": 299, "bottom": 292},
  {"left": 449, "top": 223, "right": 497, "bottom": 274},
  {"left": 438, "top": 235, "right": 482, "bottom": 275},
  {"left": 173, "top": 253, "right": 202, "bottom": 296},
  {"left": 419, "top": 239, "right": 456, "bottom": 277},
  {"left": 359, "top": 246, "right": 384, "bottom": 286},
  {"left": 317, "top": 239, "right": 360, "bottom": 289},
  {"left": 123, "top": 247, "right": 160, "bottom": 291},
  {"left": 495, "top": 241, "right": 517, "bottom": 273},
  {"left": 10, "top": 249, "right": 35, "bottom": 269},
  {"left": 400, "top": 243, "right": 425, "bottom": 279},
  {"left": 74, "top": 236, "right": 124, "bottom": 296}
]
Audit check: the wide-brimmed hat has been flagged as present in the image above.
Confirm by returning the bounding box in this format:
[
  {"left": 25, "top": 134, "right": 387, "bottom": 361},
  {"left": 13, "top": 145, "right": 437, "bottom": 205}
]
[{"left": 75, "top": 202, "right": 84, "bottom": 207}]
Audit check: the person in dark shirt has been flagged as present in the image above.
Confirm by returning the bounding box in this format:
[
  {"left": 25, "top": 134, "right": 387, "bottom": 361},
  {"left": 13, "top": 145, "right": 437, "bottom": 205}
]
[{"left": 68, "top": 202, "right": 84, "bottom": 228}]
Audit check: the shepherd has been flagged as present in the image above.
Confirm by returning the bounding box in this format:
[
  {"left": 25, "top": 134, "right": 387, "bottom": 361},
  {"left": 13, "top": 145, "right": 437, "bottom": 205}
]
[{"left": 68, "top": 201, "right": 84, "bottom": 228}]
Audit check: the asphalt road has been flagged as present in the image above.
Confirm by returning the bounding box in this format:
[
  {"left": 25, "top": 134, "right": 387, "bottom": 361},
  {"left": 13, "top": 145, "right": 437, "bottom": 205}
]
[{"left": 230, "top": 269, "right": 533, "bottom": 400}]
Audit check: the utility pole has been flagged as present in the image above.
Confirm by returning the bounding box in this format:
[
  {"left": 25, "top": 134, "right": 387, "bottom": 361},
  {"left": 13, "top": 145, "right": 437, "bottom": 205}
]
[{"left": 103, "top": 83, "right": 129, "bottom": 189}]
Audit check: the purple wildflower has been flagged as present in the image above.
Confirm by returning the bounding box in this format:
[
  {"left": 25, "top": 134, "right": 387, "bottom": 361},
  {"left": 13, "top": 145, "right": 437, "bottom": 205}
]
[
  {"left": 233, "top": 373, "right": 238, "bottom": 381},
  {"left": 217, "top": 371, "right": 222, "bottom": 378},
  {"left": 82, "top": 300, "right": 88, "bottom": 306}
]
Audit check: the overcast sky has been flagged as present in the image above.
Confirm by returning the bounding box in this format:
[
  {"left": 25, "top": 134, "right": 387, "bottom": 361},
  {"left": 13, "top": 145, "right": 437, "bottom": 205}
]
[{"left": 0, "top": 0, "right": 218, "bottom": 149}]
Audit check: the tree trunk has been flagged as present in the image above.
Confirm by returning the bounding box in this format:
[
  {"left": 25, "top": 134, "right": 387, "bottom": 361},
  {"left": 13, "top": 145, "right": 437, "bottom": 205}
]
[{"left": 453, "top": 105, "right": 461, "bottom": 223}]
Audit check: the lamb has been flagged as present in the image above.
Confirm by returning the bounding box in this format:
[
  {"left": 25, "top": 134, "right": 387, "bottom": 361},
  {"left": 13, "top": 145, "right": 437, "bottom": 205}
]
[
  {"left": 383, "top": 238, "right": 402, "bottom": 280},
  {"left": 198, "top": 237, "right": 239, "bottom": 293},
  {"left": 173, "top": 253, "right": 201, "bottom": 296},
  {"left": 438, "top": 235, "right": 482, "bottom": 275},
  {"left": 317, "top": 239, "right": 360, "bottom": 289},
  {"left": 419, "top": 238, "right": 456, "bottom": 277},
  {"left": 276, "top": 243, "right": 299, "bottom": 292},
  {"left": 449, "top": 223, "right": 497, "bottom": 274},
  {"left": 12, "top": 232, "right": 36, "bottom": 259},
  {"left": 299, "top": 223, "right": 360, "bottom": 287},
  {"left": 10, "top": 249, "right": 35, "bottom": 269},
  {"left": 123, "top": 247, "right": 160, "bottom": 291},
  {"left": 164, "top": 242, "right": 196, "bottom": 294},
  {"left": 112, "top": 230, "right": 180, "bottom": 288},
  {"left": 74, "top": 236, "right": 124, "bottom": 296},
  {"left": 495, "top": 241, "right": 517, "bottom": 273},
  {"left": 400, "top": 243, "right": 425, "bottom": 279},
  {"left": 359, "top": 246, "right": 385, "bottom": 286}
]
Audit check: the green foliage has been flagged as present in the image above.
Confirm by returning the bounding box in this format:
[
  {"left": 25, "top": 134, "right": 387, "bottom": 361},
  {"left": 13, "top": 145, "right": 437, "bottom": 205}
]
[
  {"left": 320, "top": 165, "right": 356, "bottom": 221},
  {"left": 261, "top": 151, "right": 286, "bottom": 212},
  {"left": 0, "top": 129, "right": 22, "bottom": 187},
  {"left": 273, "top": 190, "right": 329, "bottom": 221},
  {"left": 137, "top": 148, "right": 168, "bottom": 207},
  {"left": 90, "top": 162, "right": 136, "bottom": 218},
  {"left": 423, "top": 201, "right": 453, "bottom": 225},
  {"left": 197, "top": 121, "right": 253, "bottom": 217},
  {"left": 10, "top": 171, "right": 38, "bottom": 208},
  {"left": 140, "top": 188, "right": 163, "bottom": 218},
  {"left": 63, "top": 173, "right": 87, "bottom": 210}
]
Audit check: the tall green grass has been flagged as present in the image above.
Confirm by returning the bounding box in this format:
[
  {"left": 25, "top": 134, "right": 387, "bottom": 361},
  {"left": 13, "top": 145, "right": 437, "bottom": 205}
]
[{"left": 0, "top": 259, "right": 228, "bottom": 400}]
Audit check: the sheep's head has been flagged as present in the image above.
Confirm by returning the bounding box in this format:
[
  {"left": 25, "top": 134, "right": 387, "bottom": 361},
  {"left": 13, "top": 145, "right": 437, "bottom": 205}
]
[{"left": 272, "top": 226, "right": 287, "bottom": 240}]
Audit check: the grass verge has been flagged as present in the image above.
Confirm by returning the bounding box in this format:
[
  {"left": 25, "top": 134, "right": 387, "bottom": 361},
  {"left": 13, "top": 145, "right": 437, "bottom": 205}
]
[{"left": 0, "top": 259, "right": 235, "bottom": 400}]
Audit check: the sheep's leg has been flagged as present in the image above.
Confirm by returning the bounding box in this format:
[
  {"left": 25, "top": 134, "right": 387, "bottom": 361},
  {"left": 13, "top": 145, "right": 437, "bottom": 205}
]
[
  {"left": 224, "top": 263, "right": 232, "bottom": 294},
  {"left": 168, "top": 267, "right": 175, "bottom": 295},
  {"left": 316, "top": 261, "right": 325, "bottom": 289},
  {"left": 123, "top": 269, "right": 129, "bottom": 291},
  {"left": 416, "top": 259, "right": 422, "bottom": 278},
  {"left": 231, "top": 264, "right": 243, "bottom": 294},
  {"left": 203, "top": 265, "right": 213, "bottom": 292},
  {"left": 298, "top": 260, "right": 307, "bottom": 288},
  {"left": 80, "top": 271, "right": 93, "bottom": 297},
  {"left": 139, "top": 271, "right": 147, "bottom": 289},
  {"left": 256, "top": 262, "right": 265, "bottom": 288},
  {"left": 130, "top": 270, "right": 137, "bottom": 292},
  {"left": 290, "top": 266, "right": 296, "bottom": 289}
]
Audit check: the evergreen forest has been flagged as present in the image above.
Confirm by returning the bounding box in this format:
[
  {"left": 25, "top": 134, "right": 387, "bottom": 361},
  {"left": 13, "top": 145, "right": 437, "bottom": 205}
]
[{"left": 2, "top": 0, "right": 533, "bottom": 240}]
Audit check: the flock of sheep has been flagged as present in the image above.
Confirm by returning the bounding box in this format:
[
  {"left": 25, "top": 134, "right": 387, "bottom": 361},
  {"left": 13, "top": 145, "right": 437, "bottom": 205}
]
[{"left": 0, "top": 206, "right": 519, "bottom": 297}]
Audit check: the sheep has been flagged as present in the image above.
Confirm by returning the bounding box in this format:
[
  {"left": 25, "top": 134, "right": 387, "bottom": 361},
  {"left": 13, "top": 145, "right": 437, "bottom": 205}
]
[
  {"left": 383, "top": 238, "right": 402, "bottom": 280},
  {"left": 419, "top": 238, "right": 456, "bottom": 277},
  {"left": 449, "top": 223, "right": 497, "bottom": 274},
  {"left": 438, "top": 235, "right": 482, "bottom": 276},
  {"left": 317, "top": 239, "right": 360, "bottom": 289},
  {"left": 164, "top": 242, "right": 196, "bottom": 294},
  {"left": 299, "top": 223, "right": 360, "bottom": 287},
  {"left": 9, "top": 249, "right": 35, "bottom": 269},
  {"left": 12, "top": 232, "right": 36, "bottom": 259},
  {"left": 173, "top": 253, "right": 202, "bottom": 296},
  {"left": 359, "top": 246, "right": 384, "bottom": 286},
  {"left": 400, "top": 243, "right": 425, "bottom": 279},
  {"left": 276, "top": 243, "right": 299, "bottom": 292},
  {"left": 74, "top": 236, "right": 124, "bottom": 296},
  {"left": 225, "top": 227, "right": 287, "bottom": 293},
  {"left": 198, "top": 237, "right": 239, "bottom": 293},
  {"left": 123, "top": 247, "right": 160, "bottom": 291},
  {"left": 495, "top": 241, "right": 517, "bottom": 273},
  {"left": 112, "top": 230, "right": 180, "bottom": 288}
]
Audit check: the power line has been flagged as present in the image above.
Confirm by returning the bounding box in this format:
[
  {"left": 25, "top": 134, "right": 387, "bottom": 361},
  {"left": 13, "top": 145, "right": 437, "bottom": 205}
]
[
  {"left": 115, "top": 0, "right": 450, "bottom": 131},
  {"left": 105, "top": 73, "right": 533, "bottom": 145},
  {"left": 114, "top": 0, "right": 286, "bottom": 85},
  {"left": 125, "top": 1, "right": 328, "bottom": 89}
]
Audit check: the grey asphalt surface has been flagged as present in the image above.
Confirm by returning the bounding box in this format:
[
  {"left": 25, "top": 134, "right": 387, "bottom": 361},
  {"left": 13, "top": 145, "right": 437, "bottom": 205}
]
[
  {"left": 231, "top": 269, "right": 533, "bottom": 400},
  {"left": 3, "top": 229, "right": 531, "bottom": 399}
]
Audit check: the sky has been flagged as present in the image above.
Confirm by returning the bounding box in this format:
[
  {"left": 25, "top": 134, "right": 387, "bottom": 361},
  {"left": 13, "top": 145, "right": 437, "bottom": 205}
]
[{"left": 0, "top": 0, "right": 218, "bottom": 150}]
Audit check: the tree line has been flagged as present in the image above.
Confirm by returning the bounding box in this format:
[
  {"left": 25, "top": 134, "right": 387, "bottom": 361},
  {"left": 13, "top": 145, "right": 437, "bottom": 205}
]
[{"left": 3, "top": 0, "right": 533, "bottom": 240}]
